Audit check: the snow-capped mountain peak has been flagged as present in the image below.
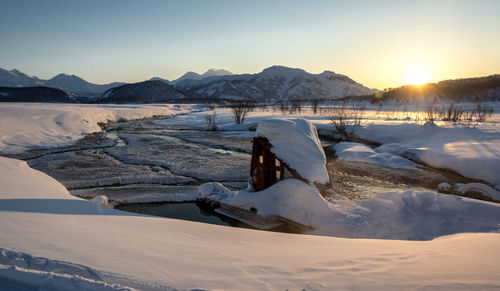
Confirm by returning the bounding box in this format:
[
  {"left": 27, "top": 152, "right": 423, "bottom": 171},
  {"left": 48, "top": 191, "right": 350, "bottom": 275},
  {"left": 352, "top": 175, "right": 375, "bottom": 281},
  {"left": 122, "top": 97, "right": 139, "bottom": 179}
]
[
  {"left": 172, "top": 68, "right": 233, "bottom": 84},
  {"left": 202, "top": 68, "right": 233, "bottom": 78}
]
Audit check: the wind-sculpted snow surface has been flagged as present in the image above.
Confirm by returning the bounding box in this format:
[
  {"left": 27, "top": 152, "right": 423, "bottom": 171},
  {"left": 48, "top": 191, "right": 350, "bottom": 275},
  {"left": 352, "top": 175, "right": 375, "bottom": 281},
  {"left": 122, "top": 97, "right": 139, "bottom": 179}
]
[
  {"left": 2, "top": 156, "right": 500, "bottom": 289},
  {"left": 199, "top": 179, "right": 500, "bottom": 240},
  {"left": 0, "top": 249, "right": 138, "bottom": 291},
  {"left": 0, "top": 103, "right": 194, "bottom": 154}
]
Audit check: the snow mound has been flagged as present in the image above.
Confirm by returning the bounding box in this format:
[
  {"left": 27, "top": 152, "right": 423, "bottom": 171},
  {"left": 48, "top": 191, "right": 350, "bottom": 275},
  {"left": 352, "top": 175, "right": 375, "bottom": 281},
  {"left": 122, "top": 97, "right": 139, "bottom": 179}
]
[
  {"left": 437, "top": 182, "right": 452, "bottom": 192},
  {"left": 0, "top": 157, "right": 69, "bottom": 198},
  {"left": 354, "top": 123, "right": 500, "bottom": 188},
  {"left": 334, "top": 142, "right": 418, "bottom": 169},
  {"left": 457, "top": 183, "right": 500, "bottom": 201},
  {"left": 91, "top": 195, "right": 109, "bottom": 207},
  {"left": 256, "top": 118, "right": 329, "bottom": 184},
  {"left": 199, "top": 179, "right": 500, "bottom": 240},
  {"left": 198, "top": 182, "right": 234, "bottom": 201}
]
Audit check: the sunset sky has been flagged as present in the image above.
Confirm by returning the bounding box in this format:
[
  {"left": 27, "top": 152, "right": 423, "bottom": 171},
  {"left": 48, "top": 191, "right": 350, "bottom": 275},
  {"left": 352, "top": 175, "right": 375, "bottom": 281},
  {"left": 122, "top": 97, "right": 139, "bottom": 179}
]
[{"left": 1, "top": 0, "right": 499, "bottom": 89}]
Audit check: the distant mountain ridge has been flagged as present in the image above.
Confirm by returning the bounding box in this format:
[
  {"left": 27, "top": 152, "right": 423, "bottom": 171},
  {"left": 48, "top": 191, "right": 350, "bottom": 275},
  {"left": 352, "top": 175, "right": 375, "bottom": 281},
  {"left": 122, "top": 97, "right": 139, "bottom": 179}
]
[
  {"left": 1, "top": 65, "right": 377, "bottom": 103},
  {"left": 374, "top": 74, "right": 500, "bottom": 102},
  {"left": 0, "top": 68, "right": 126, "bottom": 97},
  {"left": 177, "top": 65, "right": 378, "bottom": 103},
  {"left": 97, "top": 80, "right": 189, "bottom": 103},
  {"left": 0, "top": 86, "right": 77, "bottom": 103},
  {"left": 171, "top": 68, "right": 234, "bottom": 84}
]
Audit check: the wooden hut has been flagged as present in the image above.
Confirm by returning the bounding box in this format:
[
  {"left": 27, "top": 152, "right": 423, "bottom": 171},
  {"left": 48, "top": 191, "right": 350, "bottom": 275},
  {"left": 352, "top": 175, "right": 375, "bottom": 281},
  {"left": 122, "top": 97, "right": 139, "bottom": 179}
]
[{"left": 250, "top": 137, "right": 309, "bottom": 191}]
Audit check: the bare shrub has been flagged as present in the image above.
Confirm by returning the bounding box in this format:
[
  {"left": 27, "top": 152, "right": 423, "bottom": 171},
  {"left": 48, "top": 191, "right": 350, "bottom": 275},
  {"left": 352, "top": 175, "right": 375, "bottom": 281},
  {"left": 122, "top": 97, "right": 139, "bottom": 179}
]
[
  {"left": 437, "top": 102, "right": 464, "bottom": 124},
  {"left": 279, "top": 102, "right": 289, "bottom": 115},
  {"left": 328, "top": 101, "right": 366, "bottom": 136},
  {"left": 376, "top": 103, "right": 383, "bottom": 119},
  {"left": 311, "top": 99, "right": 319, "bottom": 114},
  {"left": 204, "top": 104, "right": 218, "bottom": 130},
  {"left": 474, "top": 100, "right": 493, "bottom": 123},
  {"left": 230, "top": 102, "right": 254, "bottom": 124},
  {"left": 351, "top": 103, "right": 366, "bottom": 125},
  {"left": 289, "top": 101, "right": 302, "bottom": 114},
  {"left": 462, "top": 110, "right": 475, "bottom": 128},
  {"left": 424, "top": 105, "right": 436, "bottom": 125}
]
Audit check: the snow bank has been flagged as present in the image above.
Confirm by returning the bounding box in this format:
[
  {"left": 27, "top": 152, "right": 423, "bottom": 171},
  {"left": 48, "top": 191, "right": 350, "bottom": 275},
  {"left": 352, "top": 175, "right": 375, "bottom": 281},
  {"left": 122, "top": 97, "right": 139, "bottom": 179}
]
[
  {"left": 2, "top": 156, "right": 500, "bottom": 289},
  {"left": 457, "top": 183, "right": 500, "bottom": 201},
  {"left": 0, "top": 103, "right": 194, "bottom": 154},
  {"left": 354, "top": 123, "right": 500, "bottom": 188},
  {"left": 334, "top": 142, "right": 418, "bottom": 169},
  {"left": 256, "top": 118, "right": 329, "bottom": 184},
  {"left": 199, "top": 179, "right": 500, "bottom": 240},
  {"left": 0, "top": 156, "right": 70, "bottom": 198}
]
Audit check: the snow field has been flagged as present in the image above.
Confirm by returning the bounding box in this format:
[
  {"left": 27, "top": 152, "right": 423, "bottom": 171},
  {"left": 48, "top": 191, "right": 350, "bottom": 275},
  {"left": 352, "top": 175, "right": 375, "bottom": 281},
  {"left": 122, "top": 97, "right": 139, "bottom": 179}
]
[
  {"left": 2, "top": 156, "right": 500, "bottom": 289},
  {"left": 0, "top": 103, "right": 195, "bottom": 154}
]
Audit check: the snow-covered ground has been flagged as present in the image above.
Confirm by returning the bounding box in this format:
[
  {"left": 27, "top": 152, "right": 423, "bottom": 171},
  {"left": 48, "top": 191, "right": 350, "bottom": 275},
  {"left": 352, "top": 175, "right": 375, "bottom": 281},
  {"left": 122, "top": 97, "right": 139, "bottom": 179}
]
[
  {"left": 0, "top": 103, "right": 196, "bottom": 154},
  {"left": 157, "top": 103, "right": 500, "bottom": 190},
  {"left": 2, "top": 156, "right": 500, "bottom": 290},
  {"left": 1, "top": 102, "right": 500, "bottom": 289}
]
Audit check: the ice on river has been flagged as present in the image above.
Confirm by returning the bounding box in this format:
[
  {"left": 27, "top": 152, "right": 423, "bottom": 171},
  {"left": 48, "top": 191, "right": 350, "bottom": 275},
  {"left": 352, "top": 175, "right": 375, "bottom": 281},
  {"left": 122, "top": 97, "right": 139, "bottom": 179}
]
[
  {"left": 71, "top": 185, "right": 199, "bottom": 203},
  {"left": 105, "top": 133, "right": 251, "bottom": 182},
  {"left": 28, "top": 149, "right": 194, "bottom": 189}
]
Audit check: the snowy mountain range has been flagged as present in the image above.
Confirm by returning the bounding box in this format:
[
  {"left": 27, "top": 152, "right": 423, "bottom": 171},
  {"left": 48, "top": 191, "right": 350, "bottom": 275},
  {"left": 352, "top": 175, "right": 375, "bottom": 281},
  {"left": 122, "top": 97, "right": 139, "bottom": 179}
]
[
  {"left": 179, "top": 66, "right": 378, "bottom": 103},
  {"left": 0, "top": 66, "right": 377, "bottom": 103},
  {"left": 0, "top": 68, "right": 125, "bottom": 97}
]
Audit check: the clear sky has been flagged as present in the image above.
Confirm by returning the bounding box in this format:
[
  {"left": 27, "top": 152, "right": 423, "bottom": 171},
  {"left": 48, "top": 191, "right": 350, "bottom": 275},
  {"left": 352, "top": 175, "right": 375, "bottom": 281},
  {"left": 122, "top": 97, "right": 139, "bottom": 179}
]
[{"left": 1, "top": 0, "right": 499, "bottom": 89}]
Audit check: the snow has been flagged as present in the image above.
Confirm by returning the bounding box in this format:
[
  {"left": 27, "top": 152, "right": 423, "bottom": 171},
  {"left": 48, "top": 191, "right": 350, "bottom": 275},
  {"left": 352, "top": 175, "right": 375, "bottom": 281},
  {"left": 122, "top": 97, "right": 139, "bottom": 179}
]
[
  {"left": 354, "top": 123, "right": 500, "bottom": 188},
  {"left": 2, "top": 147, "right": 500, "bottom": 288},
  {"left": 334, "top": 141, "right": 418, "bottom": 170},
  {"left": 256, "top": 118, "right": 329, "bottom": 184},
  {"left": 438, "top": 182, "right": 452, "bottom": 192},
  {"left": 90, "top": 195, "right": 110, "bottom": 206},
  {"left": 457, "top": 183, "right": 500, "bottom": 201},
  {"left": 199, "top": 179, "right": 500, "bottom": 240},
  {"left": 0, "top": 103, "right": 195, "bottom": 154},
  {"left": 154, "top": 103, "right": 500, "bottom": 187},
  {"left": 2, "top": 102, "right": 500, "bottom": 289}
]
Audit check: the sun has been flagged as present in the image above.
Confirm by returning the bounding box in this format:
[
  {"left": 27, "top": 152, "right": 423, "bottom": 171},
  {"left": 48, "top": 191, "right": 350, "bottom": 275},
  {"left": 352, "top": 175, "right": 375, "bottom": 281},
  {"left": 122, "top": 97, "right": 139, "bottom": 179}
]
[{"left": 406, "top": 66, "right": 430, "bottom": 85}]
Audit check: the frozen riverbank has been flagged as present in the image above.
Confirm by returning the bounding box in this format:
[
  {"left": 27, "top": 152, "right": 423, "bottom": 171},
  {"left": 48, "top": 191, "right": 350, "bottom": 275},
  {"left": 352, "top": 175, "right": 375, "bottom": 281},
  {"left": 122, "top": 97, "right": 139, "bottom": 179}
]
[{"left": 0, "top": 103, "right": 196, "bottom": 154}]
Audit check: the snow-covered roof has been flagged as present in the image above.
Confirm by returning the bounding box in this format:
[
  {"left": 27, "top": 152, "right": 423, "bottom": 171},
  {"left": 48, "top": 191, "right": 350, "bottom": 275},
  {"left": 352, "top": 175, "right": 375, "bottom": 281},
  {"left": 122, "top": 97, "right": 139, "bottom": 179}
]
[{"left": 256, "top": 118, "right": 329, "bottom": 184}]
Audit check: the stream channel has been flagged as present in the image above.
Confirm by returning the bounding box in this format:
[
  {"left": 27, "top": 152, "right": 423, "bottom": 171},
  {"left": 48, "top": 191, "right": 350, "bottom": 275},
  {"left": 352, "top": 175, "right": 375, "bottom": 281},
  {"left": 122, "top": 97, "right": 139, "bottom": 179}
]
[{"left": 7, "top": 116, "right": 486, "bottom": 233}]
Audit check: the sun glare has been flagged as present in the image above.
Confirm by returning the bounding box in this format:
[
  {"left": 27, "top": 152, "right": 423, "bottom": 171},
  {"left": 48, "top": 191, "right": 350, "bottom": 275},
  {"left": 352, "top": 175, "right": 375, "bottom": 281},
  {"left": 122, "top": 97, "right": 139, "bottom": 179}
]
[{"left": 406, "top": 66, "right": 430, "bottom": 85}]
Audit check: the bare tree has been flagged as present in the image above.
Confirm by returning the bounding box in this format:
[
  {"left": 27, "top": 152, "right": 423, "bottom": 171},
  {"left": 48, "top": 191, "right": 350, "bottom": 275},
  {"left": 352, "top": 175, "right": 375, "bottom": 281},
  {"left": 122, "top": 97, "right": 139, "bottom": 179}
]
[
  {"left": 204, "top": 103, "right": 218, "bottom": 130},
  {"left": 311, "top": 99, "right": 319, "bottom": 114},
  {"left": 230, "top": 102, "right": 254, "bottom": 124}
]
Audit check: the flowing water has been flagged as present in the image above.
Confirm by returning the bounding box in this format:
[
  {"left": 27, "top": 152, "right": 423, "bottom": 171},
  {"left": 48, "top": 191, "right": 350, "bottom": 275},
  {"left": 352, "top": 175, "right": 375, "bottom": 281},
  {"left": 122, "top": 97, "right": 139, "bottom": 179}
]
[{"left": 5, "top": 116, "right": 482, "bottom": 229}]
